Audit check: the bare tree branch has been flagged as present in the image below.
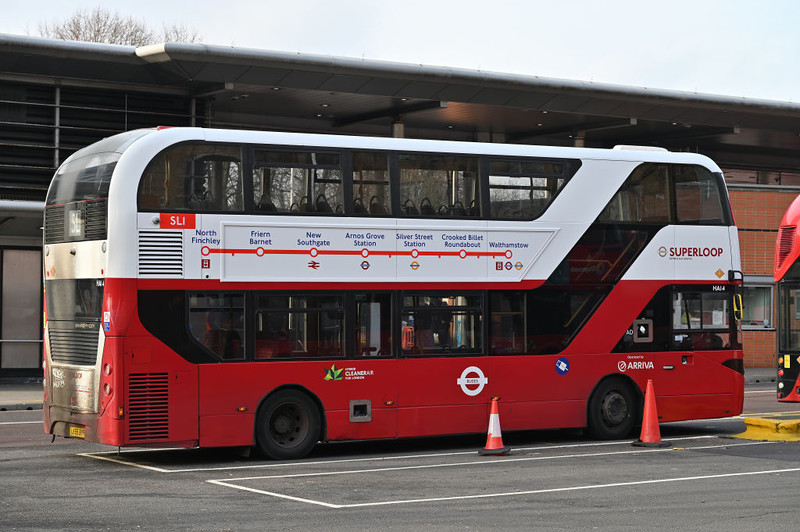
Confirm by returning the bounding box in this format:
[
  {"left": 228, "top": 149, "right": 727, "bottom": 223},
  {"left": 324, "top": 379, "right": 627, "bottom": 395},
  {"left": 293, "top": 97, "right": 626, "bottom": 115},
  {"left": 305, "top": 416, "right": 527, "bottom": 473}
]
[{"left": 36, "top": 7, "right": 202, "bottom": 45}]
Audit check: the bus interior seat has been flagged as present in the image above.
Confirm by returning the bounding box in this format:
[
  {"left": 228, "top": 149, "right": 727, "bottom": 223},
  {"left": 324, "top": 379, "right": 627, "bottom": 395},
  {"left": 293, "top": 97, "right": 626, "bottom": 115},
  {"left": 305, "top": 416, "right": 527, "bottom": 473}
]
[
  {"left": 353, "top": 197, "right": 368, "bottom": 214},
  {"left": 258, "top": 195, "right": 278, "bottom": 212},
  {"left": 299, "top": 196, "right": 314, "bottom": 212},
  {"left": 450, "top": 201, "right": 466, "bottom": 216},
  {"left": 420, "top": 198, "right": 435, "bottom": 215},
  {"left": 202, "top": 194, "right": 218, "bottom": 210},
  {"left": 402, "top": 199, "right": 418, "bottom": 215},
  {"left": 369, "top": 196, "right": 388, "bottom": 214},
  {"left": 315, "top": 194, "right": 332, "bottom": 213}
]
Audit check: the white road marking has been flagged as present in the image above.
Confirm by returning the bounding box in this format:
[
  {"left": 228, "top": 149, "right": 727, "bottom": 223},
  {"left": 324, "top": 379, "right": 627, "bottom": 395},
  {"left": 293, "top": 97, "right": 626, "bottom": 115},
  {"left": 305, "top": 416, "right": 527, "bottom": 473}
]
[
  {"left": 81, "top": 434, "right": 718, "bottom": 473},
  {"left": 207, "top": 480, "right": 341, "bottom": 508},
  {"left": 213, "top": 440, "right": 766, "bottom": 483},
  {"left": 206, "top": 441, "right": 780, "bottom": 509},
  {"left": 0, "top": 420, "right": 41, "bottom": 425},
  {"left": 79, "top": 453, "right": 172, "bottom": 472},
  {"left": 338, "top": 466, "right": 800, "bottom": 509}
]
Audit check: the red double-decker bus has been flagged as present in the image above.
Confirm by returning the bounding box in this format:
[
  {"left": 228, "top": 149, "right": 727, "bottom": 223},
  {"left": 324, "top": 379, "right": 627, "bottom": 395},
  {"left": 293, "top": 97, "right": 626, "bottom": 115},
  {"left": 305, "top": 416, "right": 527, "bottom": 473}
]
[
  {"left": 774, "top": 195, "right": 800, "bottom": 401},
  {"left": 43, "top": 128, "right": 744, "bottom": 459}
]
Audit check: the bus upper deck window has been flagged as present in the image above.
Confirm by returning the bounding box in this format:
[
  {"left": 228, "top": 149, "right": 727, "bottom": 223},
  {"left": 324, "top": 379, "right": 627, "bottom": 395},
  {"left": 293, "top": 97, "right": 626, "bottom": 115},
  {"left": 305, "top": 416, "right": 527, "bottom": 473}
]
[
  {"left": 253, "top": 150, "right": 343, "bottom": 215},
  {"left": 139, "top": 144, "right": 243, "bottom": 212},
  {"left": 399, "top": 154, "right": 479, "bottom": 218},
  {"left": 353, "top": 152, "right": 390, "bottom": 215},
  {"left": 598, "top": 164, "right": 670, "bottom": 224},
  {"left": 488, "top": 159, "right": 573, "bottom": 220},
  {"left": 674, "top": 166, "right": 727, "bottom": 224}
]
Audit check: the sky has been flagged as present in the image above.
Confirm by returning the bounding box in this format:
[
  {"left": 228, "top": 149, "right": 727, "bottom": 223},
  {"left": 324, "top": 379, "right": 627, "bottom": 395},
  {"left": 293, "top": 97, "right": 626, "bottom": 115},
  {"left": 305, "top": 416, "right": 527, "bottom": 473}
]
[{"left": 2, "top": 0, "right": 799, "bottom": 102}]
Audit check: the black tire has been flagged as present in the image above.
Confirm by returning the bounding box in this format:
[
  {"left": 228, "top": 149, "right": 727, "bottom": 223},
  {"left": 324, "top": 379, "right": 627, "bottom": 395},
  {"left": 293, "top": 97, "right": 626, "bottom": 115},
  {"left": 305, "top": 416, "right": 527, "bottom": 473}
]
[
  {"left": 586, "top": 378, "right": 638, "bottom": 439},
  {"left": 255, "top": 390, "right": 321, "bottom": 460}
]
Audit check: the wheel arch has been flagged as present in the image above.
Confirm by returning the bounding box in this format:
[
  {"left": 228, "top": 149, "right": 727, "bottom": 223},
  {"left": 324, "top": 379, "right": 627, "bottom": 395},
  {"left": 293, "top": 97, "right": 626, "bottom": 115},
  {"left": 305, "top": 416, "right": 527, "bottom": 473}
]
[
  {"left": 255, "top": 384, "right": 327, "bottom": 443},
  {"left": 586, "top": 373, "right": 645, "bottom": 427}
]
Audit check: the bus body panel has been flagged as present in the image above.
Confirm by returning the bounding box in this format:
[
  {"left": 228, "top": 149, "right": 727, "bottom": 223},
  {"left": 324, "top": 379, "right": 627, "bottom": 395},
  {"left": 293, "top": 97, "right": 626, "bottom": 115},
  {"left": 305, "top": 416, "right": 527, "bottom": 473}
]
[
  {"left": 121, "top": 336, "right": 199, "bottom": 446},
  {"left": 197, "top": 359, "right": 398, "bottom": 445}
]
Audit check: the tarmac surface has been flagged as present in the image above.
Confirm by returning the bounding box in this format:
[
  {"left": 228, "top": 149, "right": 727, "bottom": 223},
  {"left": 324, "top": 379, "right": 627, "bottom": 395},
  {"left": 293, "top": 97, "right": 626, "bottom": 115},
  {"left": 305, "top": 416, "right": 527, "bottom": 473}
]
[{"left": 0, "top": 368, "right": 777, "bottom": 411}]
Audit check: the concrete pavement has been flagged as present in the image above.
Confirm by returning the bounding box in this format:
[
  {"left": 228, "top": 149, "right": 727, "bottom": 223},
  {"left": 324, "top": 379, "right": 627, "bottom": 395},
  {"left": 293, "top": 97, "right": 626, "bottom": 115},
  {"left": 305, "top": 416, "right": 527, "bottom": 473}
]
[{"left": 0, "top": 369, "right": 778, "bottom": 412}]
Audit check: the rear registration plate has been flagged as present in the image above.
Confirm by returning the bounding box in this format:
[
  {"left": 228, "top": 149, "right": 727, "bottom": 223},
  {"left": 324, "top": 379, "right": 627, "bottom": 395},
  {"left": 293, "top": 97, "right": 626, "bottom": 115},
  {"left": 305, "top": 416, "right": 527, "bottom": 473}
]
[{"left": 69, "top": 426, "right": 85, "bottom": 439}]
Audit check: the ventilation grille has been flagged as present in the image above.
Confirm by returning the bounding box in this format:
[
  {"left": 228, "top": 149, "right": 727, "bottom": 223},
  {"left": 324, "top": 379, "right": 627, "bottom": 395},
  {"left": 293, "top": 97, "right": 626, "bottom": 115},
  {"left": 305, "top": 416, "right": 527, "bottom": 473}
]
[
  {"left": 127, "top": 373, "right": 169, "bottom": 441},
  {"left": 138, "top": 230, "right": 184, "bottom": 277},
  {"left": 48, "top": 327, "right": 100, "bottom": 366},
  {"left": 84, "top": 199, "right": 108, "bottom": 240},
  {"left": 44, "top": 199, "right": 107, "bottom": 244},
  {"left": 44, "top": 205, "right": 65, "bottom": 243},
  {"left": 777, "top": 225, "right": 796, "bottom": 270}
]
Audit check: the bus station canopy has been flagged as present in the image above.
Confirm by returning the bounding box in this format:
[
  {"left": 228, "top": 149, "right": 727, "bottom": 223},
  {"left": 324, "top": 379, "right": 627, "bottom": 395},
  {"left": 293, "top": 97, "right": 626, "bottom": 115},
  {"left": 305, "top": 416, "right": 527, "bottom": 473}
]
[{"left": 2, "top": 33, "right": 800, "bottom": 173}]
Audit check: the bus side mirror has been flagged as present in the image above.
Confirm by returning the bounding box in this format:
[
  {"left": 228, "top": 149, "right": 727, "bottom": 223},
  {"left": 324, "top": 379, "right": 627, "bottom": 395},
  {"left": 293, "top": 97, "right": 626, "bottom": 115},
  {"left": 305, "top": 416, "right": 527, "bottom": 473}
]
[{"left": 733, "top": 293, "right": 743, "bottom": 321}]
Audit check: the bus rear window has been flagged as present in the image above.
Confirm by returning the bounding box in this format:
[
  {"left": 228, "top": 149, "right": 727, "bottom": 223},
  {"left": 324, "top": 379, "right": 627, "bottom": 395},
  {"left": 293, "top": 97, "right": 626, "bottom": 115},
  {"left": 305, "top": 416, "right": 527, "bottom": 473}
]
[
  {"left": 45, "top": 279, "right": 104, "bottom": 321},
  {"left": 46, "top": 153, "right": 118, "bottom": 206}
]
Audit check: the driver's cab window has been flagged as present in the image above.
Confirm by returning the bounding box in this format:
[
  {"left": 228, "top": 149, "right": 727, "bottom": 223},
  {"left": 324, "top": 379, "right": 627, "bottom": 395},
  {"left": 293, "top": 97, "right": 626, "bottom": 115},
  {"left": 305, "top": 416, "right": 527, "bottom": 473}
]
[{"left": 614, "top": 286, "right": 738, "bottom": 352}]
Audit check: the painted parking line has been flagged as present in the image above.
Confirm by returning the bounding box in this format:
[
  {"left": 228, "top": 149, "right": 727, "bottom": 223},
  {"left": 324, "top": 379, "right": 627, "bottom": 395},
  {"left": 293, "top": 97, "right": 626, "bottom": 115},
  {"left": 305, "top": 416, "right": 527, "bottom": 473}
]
[
  {"left": 206, "top": 440, "right": 779, "bottom": 508},
  {"left": 240, "top": 465, "right": 800, "bottom": 509},
  {"left": 743, "top": 410, "right": 800, "bottom": 417},
  {"left": 80, "top": 434, "right": 719, "bottom": 474},
  {"left": 80, "top": 452, "right": 175, "bottom": 473}
]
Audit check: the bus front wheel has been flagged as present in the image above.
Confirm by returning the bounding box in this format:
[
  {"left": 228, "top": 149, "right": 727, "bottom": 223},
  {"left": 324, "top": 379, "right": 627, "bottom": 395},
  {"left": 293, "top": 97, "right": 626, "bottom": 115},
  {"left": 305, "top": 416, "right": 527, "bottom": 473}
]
[
  {"left": 256, "top": 390, "right": 321, "bottom": 460},
  {"left": 586, "top": 378, "right": 638, "bottom": 440}
]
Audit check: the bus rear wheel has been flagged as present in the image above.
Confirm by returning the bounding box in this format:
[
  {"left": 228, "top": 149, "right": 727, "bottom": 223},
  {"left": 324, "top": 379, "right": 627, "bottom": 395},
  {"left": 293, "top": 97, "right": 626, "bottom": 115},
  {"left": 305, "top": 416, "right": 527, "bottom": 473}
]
[
  {"left": 587, "top": 378, "right": 637, "bottom": 440},
  {"left": 256, "top": 390, "right": 321, "bottom": 460}
]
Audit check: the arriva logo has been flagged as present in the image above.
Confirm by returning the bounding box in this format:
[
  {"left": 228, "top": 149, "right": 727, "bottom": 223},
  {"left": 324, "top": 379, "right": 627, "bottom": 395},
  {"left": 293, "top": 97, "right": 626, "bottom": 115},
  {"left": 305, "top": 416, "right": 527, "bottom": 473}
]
[{"left": 617, "top": 360, "right": 655, "bottom": 372}]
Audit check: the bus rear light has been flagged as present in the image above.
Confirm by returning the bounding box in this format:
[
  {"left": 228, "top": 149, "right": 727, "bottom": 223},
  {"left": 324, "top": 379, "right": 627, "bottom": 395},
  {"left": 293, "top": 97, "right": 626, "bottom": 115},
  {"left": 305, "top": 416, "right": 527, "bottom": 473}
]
[
  {"left": 104, "top": 363, "right": 112, "bottom": 376},
  {"left": 118, "top": 406, "right": 124, "bottom": 418},
  {"left": 779, "top": 369, "right": 784, "bottom": 376},
  {"left": 236, "top": 406, "right": 248, "bottom": 412},
  {"left": 104, "top": 383, "right": 112, "bottom": 395},
  {"left": 779, "top": 382, "right": 785, "bottom": 389}
]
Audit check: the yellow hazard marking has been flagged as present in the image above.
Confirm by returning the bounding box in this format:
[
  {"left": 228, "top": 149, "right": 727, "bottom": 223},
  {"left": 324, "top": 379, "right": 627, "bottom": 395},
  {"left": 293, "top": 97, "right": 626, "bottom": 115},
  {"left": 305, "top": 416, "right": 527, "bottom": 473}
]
[{"left": 731, "top": 416, "right": 800, "bottom": 442}]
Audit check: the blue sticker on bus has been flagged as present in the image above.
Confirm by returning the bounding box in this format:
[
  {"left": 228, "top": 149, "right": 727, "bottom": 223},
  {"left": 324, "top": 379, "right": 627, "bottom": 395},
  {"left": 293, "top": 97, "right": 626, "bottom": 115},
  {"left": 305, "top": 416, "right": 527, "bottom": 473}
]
[{"left": 555, "top": 357, "right": 570, "bottom": 375}]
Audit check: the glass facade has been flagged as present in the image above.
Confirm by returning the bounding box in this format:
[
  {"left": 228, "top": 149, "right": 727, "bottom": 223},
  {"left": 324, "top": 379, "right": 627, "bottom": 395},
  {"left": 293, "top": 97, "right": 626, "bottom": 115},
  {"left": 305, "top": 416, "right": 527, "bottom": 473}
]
[{"left": 1, "top": 249, "right": 42, "bottom": 370}]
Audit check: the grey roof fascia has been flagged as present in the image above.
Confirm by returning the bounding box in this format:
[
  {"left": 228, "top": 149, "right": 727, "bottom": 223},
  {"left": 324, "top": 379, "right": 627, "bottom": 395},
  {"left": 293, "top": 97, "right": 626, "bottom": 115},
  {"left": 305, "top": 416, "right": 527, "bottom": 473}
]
[
  {"left": 133, "top": 41, "right": 800, "bottom": 116},
  {"left": 0, "top": 33, "right": 138, "bottom": 63}
]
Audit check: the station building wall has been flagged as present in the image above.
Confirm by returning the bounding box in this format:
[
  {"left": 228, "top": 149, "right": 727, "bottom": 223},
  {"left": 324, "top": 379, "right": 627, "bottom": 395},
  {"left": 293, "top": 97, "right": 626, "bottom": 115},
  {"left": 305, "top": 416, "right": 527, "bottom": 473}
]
[{"left": 728, "top": 185, "right": 800, "bottom": 368}]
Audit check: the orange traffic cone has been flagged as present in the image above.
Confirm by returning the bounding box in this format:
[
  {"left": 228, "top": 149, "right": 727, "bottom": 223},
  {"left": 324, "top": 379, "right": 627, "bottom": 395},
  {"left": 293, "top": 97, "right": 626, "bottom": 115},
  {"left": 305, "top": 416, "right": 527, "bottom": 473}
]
[
  {"left": 632, "top": 379, "right": 670, "bottom": 448},
  {"left": 479, "top": 397, "right": 510, "bottom": 456}
]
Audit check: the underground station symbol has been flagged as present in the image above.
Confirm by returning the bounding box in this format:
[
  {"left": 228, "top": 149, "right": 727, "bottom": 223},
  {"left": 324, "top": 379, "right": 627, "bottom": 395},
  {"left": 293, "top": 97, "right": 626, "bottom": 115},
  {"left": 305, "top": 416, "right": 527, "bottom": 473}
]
[{"left": 457, "top": 366, "right": 488, "bottom": 396}]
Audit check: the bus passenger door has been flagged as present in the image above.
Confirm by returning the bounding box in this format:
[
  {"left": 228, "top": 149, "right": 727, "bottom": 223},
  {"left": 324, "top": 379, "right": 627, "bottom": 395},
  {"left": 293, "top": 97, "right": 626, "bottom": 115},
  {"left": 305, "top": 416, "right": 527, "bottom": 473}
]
[
  {"left": 333, "top": 292, "right": 398, "bottom": 441},
  {"left": 395, "top": 294, "right": 489, "bottom": 438}
]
